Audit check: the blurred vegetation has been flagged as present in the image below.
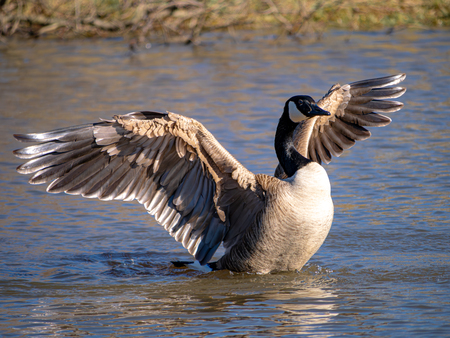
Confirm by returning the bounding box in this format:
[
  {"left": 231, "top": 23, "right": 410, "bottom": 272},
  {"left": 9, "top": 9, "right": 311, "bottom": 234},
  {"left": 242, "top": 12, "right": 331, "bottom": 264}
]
[{"left": 1, "top": 0, "right": 449, "bottom": 43}]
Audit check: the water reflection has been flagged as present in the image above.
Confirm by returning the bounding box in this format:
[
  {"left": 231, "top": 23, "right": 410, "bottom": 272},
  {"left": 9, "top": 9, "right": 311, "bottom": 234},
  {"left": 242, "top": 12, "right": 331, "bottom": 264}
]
[{"left": 17, "top": 269, "right": 338, "bottom": 337}]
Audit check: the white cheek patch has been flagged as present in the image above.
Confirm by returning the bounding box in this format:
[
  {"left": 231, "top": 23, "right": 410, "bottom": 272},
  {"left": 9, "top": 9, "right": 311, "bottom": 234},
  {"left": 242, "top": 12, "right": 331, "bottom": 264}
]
[{"left": 288, "top": 101, "right": 307, "bottom": 123}]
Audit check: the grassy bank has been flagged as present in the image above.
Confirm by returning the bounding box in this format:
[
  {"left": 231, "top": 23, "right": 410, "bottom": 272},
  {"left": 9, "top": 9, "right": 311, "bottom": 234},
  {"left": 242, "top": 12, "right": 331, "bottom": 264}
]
[{"left": 1, "top": 0, "right": 449, "bottom": 43}]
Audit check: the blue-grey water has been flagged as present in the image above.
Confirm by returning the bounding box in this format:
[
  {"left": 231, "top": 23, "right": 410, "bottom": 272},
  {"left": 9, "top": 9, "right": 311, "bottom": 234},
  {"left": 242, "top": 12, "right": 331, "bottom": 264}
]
[{"left": 0, "top": 30, "right": 449, "bottom": 337}]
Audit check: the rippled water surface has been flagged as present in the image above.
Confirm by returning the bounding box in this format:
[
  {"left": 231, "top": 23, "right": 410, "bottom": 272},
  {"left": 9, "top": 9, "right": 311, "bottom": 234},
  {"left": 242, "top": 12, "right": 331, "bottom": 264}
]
[{"left": 1, "top": 30, "right": 449, "bottom": 337}]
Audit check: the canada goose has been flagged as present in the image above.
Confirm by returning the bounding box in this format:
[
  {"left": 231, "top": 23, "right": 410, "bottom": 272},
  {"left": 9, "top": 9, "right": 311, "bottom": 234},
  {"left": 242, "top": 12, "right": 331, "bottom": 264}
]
[{"left": 13, "top": 74, "right": 406, "bottom": 274}]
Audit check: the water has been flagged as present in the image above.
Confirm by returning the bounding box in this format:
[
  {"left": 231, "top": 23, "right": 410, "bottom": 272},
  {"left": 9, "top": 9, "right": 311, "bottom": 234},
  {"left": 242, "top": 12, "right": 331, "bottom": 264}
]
[{"left": 1, "top": 30, "right": 449, "bottom": 337}]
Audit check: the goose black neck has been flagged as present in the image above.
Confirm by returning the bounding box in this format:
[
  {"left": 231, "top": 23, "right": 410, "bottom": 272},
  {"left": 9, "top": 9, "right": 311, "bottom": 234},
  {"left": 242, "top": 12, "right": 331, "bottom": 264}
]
[{"left": 275, "top": 108, "right": 312, "bottom": 177}]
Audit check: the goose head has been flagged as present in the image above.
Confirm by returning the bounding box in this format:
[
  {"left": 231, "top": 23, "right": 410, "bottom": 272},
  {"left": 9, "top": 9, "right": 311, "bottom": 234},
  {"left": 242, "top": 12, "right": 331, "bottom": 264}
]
[
  {"left": 275, "top": 96, "right": 330, "bottom": 177},
  {"left": 284, "top": 95, "right": 330, "bottom": 123}
]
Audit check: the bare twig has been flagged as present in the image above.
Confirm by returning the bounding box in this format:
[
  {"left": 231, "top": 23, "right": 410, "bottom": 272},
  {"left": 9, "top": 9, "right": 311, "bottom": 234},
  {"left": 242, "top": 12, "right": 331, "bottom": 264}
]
[
  {"left": 262, "top": 0, "right": 294, "bottom": 33},
  {"left": 11, "top": 0, "right": 23, "bottom": 35},
  {"left": 292, "top": 0, "right": 345, "bottom": 35},
  {"left": 75, "top": 0, "right": 80, "bottom": 31}
]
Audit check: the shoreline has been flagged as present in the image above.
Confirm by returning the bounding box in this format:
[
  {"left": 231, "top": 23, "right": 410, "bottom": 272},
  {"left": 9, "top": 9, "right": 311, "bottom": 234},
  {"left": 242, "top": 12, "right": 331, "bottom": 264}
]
[{"left": 1, "top": 0, "right": 449, "bottom": 44}]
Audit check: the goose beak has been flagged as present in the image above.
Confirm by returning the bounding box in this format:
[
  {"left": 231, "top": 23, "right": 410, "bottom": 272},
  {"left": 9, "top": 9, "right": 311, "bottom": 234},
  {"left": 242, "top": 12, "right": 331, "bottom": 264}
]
[{"left": 310, "top": 104, "right": 331, "bottom": 117}]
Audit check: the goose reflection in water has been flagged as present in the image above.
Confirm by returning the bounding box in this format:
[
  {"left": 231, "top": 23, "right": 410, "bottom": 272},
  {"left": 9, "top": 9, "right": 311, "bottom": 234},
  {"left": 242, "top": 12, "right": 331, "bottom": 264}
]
[{"left": 24, "top": 270, "right": 338, "bottom": 336}]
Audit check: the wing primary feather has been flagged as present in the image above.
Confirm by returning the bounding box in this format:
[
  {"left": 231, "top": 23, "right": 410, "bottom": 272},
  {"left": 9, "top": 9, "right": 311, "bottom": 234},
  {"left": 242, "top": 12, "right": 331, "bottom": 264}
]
[
  {"left": 134, "top": 167, "right": 155, "bottom": 202},
  {"left": 151, "top": 145, "right": 179, "bottom": 175},
  {"left": 181, "top": 223, "right": 196, "bottom": 248},
  {"left": 122, "top": 165, "right": 149, "bottom": 201},
  {"left": 359, "top": 100, "right": 404, "bottom": 113},
  {"left": 39, "top": 148, "right": 102, "bottom": 188},
  {"left": 345, "top": 100, "right": 403, "bottom": 115},
  {"left": 154, "top": 191, "right": 173, "bottom": 221},
  {"left": 191, "top": 204, "right": 216, "bottom": 239},
  {"left": 96, "top": 159, "right": 138, "bottom": 200},
  {"left": 160, "top": 158, "right": 189, "bottom": 189},
  {"left": 132, "top": 137, "right": 160, "bottom": 166},
  {"left": 180, "top": 170, "right": 205, "bottom": 216},
  {"left": 152, "top": 134, "right": 171, "bottom": 173},
  {"left": 349, "top": 73, "right": 406, "bottom": 89},
  {"left": 166, "top": 212, "right": 185, "bottom": 234},
  {"left": 183, "top": 193, "right": 206, "bottom": 227},
  {"left": 326, "top": 124, "right": 355, "bottom": 150},
  {"left": 147, "top": 186, "right": 168, "bottom": 215},
  {"left": 350, "top": 87, "right": 406, "bottom": 103},
  {"left": 163, "top": 209, "right": 180, "bottom": 230},
  {"left": 142, "top": 180, "right": 160, "bottom": 210},
  {"left": 203, "top": 215, "right": 224, "bottom": 246},
  {"left": 191, "top": 179, "right": 215, "bottom": 232},
  {"left": 340, "top": 112, "right": 392, "bottom": 127},
  {"left": 156, "top": 197, "right": 178, "bottom": 226},
  {"left": 135, "top": 146, "right": 155, "bottom": 167},
  {"left": 173, "top": 161, "right": 201, "bottom": 209},
  {"left": 320, "top": 126, "right": 344, "bottom": 158},
  {"left": 94, "top": 125, "right": 129, "bottom": 145},
  {"left": 17, "top": 143, "right": 97, "bottom": 174},
  {"left": 187, "top": 235, "right": 202, "bottom": 255},
  {"left": 307, "top": 136, "right": 320, "bottom": 163},
  {"left": 80, "top": 156, "right": 128, "bottom": 198},
  {"left": 29, "top": 149, "right": 107, "bottom": 185},
  {"left": 175, "top": 222, "right": 191, "bottom": 243},
  {"left": 331, "top": 118, "right": 371, "bottom": 141},
  {"left": 13, "top": 139, "right": 93, "bottom": 159},
  {"left": 196, "top": 223, "right": 223, "bottom": 265},
  {"left": 110, "top": 165, "right": 142, "bottom": 201},
  {"left": 314, "top": 134, "right": 332, "bottom": 164},
  {"left": 164, "top": 211, "right": 182, "bottom": 232},
  {"left": 46, "top": 151, "right": 109, "bottom": 193},
  {"left": 82, "top": 170, "right": 115, "bottom": 199},
  {"left": 178, "top": 177, "right": 211, "bottom": 232},
  {"left": 317, "top": 133, "right": 335, "bottom": 163},
  {"left": 14, "top": 124, "right": 94, "bottom": 143}
]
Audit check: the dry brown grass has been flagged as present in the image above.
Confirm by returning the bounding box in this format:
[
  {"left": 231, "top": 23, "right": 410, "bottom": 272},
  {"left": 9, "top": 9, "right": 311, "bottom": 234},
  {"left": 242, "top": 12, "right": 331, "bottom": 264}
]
[{"left": 1, "top": 0, "right": 449, "bottom": 42}]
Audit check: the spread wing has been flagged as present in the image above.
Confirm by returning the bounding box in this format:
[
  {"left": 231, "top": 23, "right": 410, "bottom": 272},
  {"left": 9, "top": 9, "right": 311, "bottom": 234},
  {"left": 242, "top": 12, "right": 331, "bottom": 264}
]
[
  {"left": 14, "top": 111, "right": 265, "bottom": 265},
  {"left": 275, "top": 73, "right": 406, "bottom": 177}
]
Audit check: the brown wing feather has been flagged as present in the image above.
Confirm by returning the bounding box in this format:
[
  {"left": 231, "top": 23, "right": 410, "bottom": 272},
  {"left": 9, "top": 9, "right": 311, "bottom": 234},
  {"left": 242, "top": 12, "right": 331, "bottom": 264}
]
[
  {"left": 14, "top": 111, "right": 265, "bottom": 265},
  {"left": 312, "top": 73, "right": 406, "bottom": 165},
  {"left": 275, "top": 74, "right": 406, "bottom": 178}
]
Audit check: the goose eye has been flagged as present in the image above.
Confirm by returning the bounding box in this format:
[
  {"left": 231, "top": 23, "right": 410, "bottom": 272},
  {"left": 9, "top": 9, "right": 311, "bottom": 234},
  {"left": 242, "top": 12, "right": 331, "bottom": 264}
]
[{"left": 298, "top": 99, "right": 303, "bottom": 105}]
